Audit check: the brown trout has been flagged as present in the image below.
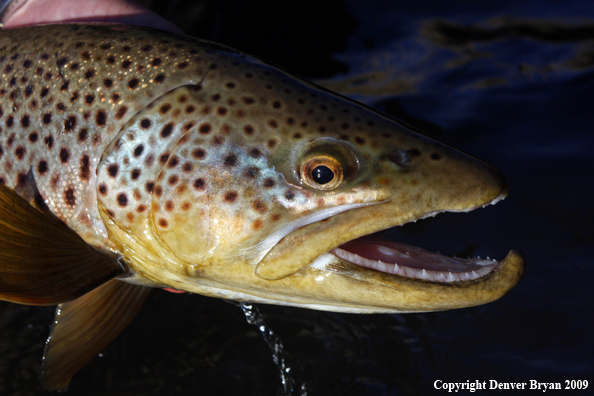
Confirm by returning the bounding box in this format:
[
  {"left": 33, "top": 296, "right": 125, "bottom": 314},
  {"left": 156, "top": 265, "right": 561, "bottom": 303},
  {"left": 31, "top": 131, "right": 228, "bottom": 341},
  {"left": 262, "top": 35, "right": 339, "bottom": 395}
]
[{"left": 0, "top": 24, "right": 524, "bottom": 389}]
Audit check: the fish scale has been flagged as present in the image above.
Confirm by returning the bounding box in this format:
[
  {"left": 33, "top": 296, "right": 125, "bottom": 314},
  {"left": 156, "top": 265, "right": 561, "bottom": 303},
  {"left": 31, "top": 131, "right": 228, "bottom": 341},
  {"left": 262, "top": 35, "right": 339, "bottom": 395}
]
[{"left": 0, "top": 24, "right": 215, "bottom": 247}]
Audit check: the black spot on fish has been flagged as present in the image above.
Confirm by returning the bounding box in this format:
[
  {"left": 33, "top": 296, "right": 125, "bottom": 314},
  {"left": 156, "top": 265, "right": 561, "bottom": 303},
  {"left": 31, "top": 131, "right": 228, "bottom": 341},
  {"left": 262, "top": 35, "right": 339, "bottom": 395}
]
[
  {"left": 21, "top": 115, "right": 30, "bottom": 128},
  {"left": 134, "top": 145, "right": 144, "bottom": 157},
  {"left": 192, "top": 148, "right": 206, "bottom": 159},
  {"left": 224, "top": 191, "right": 237, "bottom": 203},
  {"left": 80, "top": 154, "right": 90, "bottom": 181},
  {"left": 108, "top": 164, "right": 119, "bottom": 177},
  {"left": 15, "top": 146, "right": 25, "bottom": 160},
  {"left": 145, "top": 182, "right": 155, "bottom": 193},
  {"left": 161, "top": 123, "right": 174, "bottom": 138},
  {"left": 199, "top": 123, "right": 211, "bottom": 134},
  {"left": 117, "top": 193, "right": 128, "bottom": 207},
  {"left": 77, "top": 128, "right": 88, "bottom": 143},
  {"left": 160, "top": 104, "right": 171, "bottom": 114},
  {"left": 128, "top": 78, "right": 140, "bottom": 89},
  {"left": 249, "top": 147, "right": 261, "bottom": 158},
  {"left": 44, "top": 135, "right": 54, "bottom": 149},
  {"left": 115, "top": 106, "right": 127, "bottom": 120},
  {"left": 96, "top": 110, "right": 107, "bottom": 126},
  {"left": 38, "top": 160, "right": 48, "bottom": 175},
  {"left": 224, "top": 154, "right": 238, "bottom": 167},
  {"left": 168, "top": 156, "right": 179, "bottom": 168},
  {"left": 59, "top": 147, "right": 70, "bottom": 163},
  {"left": 64, "top": 116, "right": 76, "bottom": 132},
  {"left": 64, "top": 187, "right": 76, "bottom": 207}
]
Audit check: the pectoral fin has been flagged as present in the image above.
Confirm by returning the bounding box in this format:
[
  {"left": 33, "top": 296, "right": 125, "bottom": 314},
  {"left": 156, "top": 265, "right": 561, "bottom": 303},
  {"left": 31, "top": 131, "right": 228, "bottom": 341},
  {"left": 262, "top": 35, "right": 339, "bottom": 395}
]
[
  {"left": 0, "top": 183, "right": 126, "bottom": 305},
  {"left": 42, "top": 280, "right": 153, "bottom": 391}
]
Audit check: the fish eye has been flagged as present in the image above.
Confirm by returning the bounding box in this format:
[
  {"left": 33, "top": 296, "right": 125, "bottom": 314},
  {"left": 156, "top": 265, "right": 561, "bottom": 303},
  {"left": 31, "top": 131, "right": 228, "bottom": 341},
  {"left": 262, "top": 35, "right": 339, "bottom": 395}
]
[
  {"left": 301, "top": 156, "right": 343, "bottom": 190},
  {"left": 297, "top": 137, "right": 358, "bottom": 191},
  {"left": 312, "top": 165, "right": 334, "bottom": 185}
]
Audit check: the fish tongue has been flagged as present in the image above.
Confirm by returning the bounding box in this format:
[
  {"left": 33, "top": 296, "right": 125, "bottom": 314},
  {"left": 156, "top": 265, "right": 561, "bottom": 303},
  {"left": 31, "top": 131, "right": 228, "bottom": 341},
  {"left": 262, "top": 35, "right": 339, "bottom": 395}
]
[{"left": 338, "top": 237, "right": 485, "bottom": 272}]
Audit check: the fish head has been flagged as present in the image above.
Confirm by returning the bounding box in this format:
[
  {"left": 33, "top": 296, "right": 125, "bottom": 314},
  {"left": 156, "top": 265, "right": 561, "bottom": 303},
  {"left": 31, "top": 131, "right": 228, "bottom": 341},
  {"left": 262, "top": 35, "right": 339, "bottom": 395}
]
[{"left": 98, "top": 51, "right": 523, "bottom": 313}]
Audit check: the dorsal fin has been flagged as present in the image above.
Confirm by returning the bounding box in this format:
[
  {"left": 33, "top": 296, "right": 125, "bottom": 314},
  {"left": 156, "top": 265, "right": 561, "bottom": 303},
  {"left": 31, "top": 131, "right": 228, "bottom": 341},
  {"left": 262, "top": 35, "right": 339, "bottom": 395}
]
[
  {"left": 42, "top": 280, "right": 153, "bottom": 391},
  {"left": 0, "top": 183, "right": 126, "bottom": 305}
]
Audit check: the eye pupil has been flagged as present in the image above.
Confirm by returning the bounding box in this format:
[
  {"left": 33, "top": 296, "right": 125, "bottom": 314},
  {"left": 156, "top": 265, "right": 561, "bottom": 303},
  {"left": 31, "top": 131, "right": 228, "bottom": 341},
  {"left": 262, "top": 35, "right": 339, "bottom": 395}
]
[{"left": 312, "top": 165, "right": 334, "bottom": 185}]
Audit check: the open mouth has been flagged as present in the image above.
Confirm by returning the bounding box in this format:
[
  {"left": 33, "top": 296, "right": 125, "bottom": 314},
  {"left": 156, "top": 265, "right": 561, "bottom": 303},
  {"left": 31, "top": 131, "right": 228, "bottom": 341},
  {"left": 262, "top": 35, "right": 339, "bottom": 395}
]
[{"left": 331, "top": 237, "right": 501, "bottom": 283}]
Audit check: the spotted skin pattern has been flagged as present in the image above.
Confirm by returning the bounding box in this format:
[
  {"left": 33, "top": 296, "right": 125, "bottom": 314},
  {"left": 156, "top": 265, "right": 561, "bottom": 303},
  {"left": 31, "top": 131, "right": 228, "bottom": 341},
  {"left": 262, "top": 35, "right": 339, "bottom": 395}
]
[
  {"left": 0, "top": 25, "right": 216, "bottom": 247},
  {"left": 0, "top": 24, "right": 408, "bottom": 255}
]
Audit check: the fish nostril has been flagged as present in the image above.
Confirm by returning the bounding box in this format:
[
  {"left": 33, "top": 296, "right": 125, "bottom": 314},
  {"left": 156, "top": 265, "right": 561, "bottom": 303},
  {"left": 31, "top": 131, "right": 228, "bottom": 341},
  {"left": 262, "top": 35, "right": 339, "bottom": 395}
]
[{"left": 389, "top": 149, "right": 412, "bottom": 168}]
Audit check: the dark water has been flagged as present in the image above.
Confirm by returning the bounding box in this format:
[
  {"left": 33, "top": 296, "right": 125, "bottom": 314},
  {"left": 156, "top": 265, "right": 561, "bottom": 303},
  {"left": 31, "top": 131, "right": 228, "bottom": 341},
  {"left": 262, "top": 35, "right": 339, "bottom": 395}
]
[{"left": 1, "top": 1, "right": 593, "bottom": 395}]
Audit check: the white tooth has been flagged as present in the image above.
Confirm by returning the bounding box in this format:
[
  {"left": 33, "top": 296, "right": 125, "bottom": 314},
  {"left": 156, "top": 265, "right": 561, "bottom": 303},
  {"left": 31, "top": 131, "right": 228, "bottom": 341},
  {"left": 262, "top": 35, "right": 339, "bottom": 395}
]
[
  {"left": 438, "top": 272, "right": 446, "bottom": 282},
  {"left": 377, "top": 260, "right": 387, "bottom": 272},
  {"left": 421, "top": 269, "right": 428, "bottom": 280},
  {"left": 447, "top": 272, "right": 456, "bottom": 282},
  {"left": 386, "top": 263, "right": 394, "bottom": 274},
  {"left": 472, "top": 270, "right": 478, "bottom": 279},
  {"left": 393, "top": 263, "right": 400, "bottom": 275}
]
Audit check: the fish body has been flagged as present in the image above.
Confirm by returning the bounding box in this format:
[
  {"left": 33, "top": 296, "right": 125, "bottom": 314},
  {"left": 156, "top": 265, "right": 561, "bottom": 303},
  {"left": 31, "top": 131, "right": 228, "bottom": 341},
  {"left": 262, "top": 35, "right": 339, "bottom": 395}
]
[{"left": 0, "top": 24, "right": 524, "bottom": 389}]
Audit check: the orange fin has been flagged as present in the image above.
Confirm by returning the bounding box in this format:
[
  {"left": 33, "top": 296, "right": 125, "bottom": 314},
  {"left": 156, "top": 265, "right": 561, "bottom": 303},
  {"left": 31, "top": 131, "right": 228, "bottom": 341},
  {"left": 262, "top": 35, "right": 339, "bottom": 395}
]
[
  {"left": 42, "top": 280, "right": 153, "bottom": 391},
  {"left": 0, "top": 183, "right": 126, "bottom": 305}
]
